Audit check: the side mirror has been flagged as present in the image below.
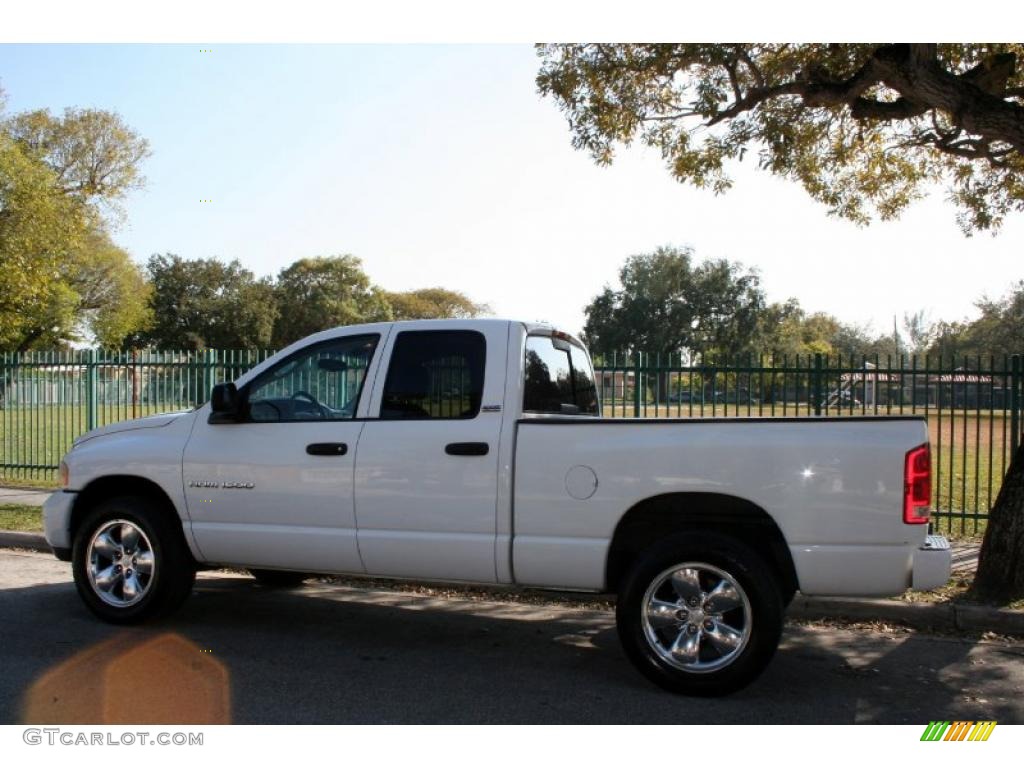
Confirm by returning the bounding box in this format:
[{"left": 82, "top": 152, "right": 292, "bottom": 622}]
[{"left": 209, "top": 383, "right": 240, "bottom": 423}]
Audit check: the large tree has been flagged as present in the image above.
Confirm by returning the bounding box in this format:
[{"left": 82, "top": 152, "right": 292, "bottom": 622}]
[
  {"left": 272, "top": 255, "right": 391, "bottom": 346},
  {"left": 537, "top": 44, "right": 1024, "bottom": 233},
  {"left": 0, "top": 133, "right": 83, "bottom": 350},
  {"left": 538, "top": 43, "right": 1024, "bottom": 602},
  {"left": 924, "top": 282, "right": 1024, "bottom": 359},
  {"left": 0, "top": 91, "right": 151, "bottom": 350},
  {"left": 69, "top": 230, "right": 152, "bottom": 348},
  {"left": 385, "top": 287, "right": 490, "bottom": 320},
  {"left": 754, "top": 303, "right": 858, "bottom": 359},
  {"left": 11, "top": 228, "right": 153, "bottom": 350},
  {"left": 132, "top": 254, "right": 277, "bottom": 349},
  {"left": 583, "top": 246, "right": 765, "bottom": 358},
  {"left": 967, "top": 282, "right": 1024, "bottom": 355},
  {"left": 5, "top": 106, "right": 149, "bottom": 223}
]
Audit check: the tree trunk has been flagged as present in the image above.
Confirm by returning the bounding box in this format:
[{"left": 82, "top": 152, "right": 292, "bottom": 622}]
[{"left": 972, "top": 441, "right": 1024, "bottom": 603}]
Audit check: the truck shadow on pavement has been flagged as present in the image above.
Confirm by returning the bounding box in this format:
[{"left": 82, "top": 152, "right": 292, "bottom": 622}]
[{"left": 2, "top": 575, "right": 1022, "bottom": 725}]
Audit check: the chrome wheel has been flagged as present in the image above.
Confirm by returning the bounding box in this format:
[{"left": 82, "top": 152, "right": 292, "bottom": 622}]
[
  {"left": 641, "top": 561, "right": 752, "bottom": 674},
  {"left": 86, "top": 519, "right": 156, "bottom": 608}
]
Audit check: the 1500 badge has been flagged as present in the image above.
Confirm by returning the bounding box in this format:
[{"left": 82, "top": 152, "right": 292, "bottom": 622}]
[{"left": 188, "top": 481, "right": 255, "bottom": 489}]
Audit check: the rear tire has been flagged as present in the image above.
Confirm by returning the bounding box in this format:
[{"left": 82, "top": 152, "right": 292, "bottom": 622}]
[
  {"left": 72, "top": 495, "right": 195, "bottom": 624},
  {"left": 615, "top": 532, "right": 783, "bottom": 696},
  {"left": 249, "top": 569, "right": 309, "bottom": 588}
]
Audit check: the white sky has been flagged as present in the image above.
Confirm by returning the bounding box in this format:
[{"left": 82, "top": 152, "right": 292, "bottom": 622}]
[{"left": 1, "top": 11, "right": 1020, "bottom": 340}]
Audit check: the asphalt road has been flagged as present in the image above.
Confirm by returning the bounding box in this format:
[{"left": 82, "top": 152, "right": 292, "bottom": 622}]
[{"left": 1, "top": 548, "right": 1022, "bottom": 725}]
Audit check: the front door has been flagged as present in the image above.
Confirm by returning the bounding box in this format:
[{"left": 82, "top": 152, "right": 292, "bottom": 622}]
[
  {"left": 354, "top": 325, "right": 507, "bottom": 582},
  {"left": 183, "top": 332, "right": 382, "bottom": 573}
]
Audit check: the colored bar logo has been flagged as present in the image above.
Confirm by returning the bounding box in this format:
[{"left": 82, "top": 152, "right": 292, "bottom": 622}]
[{"left": 921, "top": 721, "right": 997, "bottom": 741}]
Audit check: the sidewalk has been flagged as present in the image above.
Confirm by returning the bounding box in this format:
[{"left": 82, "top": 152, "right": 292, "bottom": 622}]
[
  {"left": 0, "top": 487, "right": 53, "bottom": 506},
  {"left": 952, "top": 541, "right": 981, "bottom": 573},
  {"left": 0, "top": 486, "right": 1017, "bottom": 635}
]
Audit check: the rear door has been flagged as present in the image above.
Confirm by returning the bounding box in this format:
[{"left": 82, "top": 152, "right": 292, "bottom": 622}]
[{"left": 354, "top": 323, "right": 508, "bottom": 582}]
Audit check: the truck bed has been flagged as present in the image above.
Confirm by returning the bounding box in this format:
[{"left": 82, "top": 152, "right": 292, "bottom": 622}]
[{"left": 511, "top": 416, "right": 929, "bottom": 594}]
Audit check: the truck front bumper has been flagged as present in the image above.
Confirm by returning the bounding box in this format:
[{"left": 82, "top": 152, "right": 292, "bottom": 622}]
[
  {"left": 42, "top": 490, "right": 75, "bottom": 560},
  {"left": 912, "top": 534, "right": 951, "bottom": 591}
]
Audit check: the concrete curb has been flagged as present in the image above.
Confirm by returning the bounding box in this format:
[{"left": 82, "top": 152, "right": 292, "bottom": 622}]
[
  {"left": 790, "top": 595, "right": 1024, "bottom": 636},
  {"left": 953, "top": 603, "right": 1024, "bottom": 635},
  {"left": 0, "top": 531, "right": 49, "bottom": 552}
]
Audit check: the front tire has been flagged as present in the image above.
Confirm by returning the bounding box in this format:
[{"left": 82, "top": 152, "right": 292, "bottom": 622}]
[
  {"left": 72, "top": 495, "right": 196, "bottom": 624},
  {"left": 615, "top": 532, "right": 783, "bottom": 696}
]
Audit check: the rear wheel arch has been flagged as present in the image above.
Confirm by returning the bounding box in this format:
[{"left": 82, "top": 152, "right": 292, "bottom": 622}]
[{"left": 604, "top": 492, "right": 798, "bottom": 599}]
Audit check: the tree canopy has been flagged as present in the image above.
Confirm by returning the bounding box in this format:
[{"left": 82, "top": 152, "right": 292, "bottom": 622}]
[
  {"left": 537, "top": 44, "right": 1024, "bottom": 232},
  {"left": 583, "top": 246, "right": 765, "bottom": 357},
  {"left": 0, "top": 90, "right": 151, "bottom": 350},
  {"left": 921, "top": 282, "right": 1024, "bottom": 359},
  {"left": 385, "top": 287, "right": 490, "bottom": 320},
  {"left": 129, "top": 254, "right": 278, "bottom": 350},
  {"left": 582, "top": 247, "right": 921, "bottom": 360},
  {"left": 271, "top": 255, "right": 392, "bottom": 347},
  {"left": 5, "top": 106, "right": 149, "bottom": 221}
]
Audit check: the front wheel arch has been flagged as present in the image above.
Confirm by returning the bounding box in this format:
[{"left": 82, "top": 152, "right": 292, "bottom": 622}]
[{"left": 70, "top": 475, "right": 194, "bottom": 562}]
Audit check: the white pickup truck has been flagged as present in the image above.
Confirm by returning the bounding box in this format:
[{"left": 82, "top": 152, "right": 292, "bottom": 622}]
[{"left": 44, "top": 318, "right": 950, "bottom": 695}]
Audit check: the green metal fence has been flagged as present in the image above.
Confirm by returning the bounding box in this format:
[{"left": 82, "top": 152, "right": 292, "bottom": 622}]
[
  {"left": 2, "top": 348, "right": 1020, "bottom": 536},
  {"left": 0, "top": 349, "right": 274, "bottom": 482},
  {"left": 595, "top": 352, "right": 1023, "bottom": 535}
]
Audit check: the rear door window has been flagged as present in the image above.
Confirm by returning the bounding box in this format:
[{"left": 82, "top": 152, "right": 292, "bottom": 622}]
[{"left": 380, "top": 331, "right": 486, "bottom": 420}]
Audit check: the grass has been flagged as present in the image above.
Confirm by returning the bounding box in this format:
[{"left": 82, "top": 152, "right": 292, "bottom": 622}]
[
  {"left": 0, "top": 477, "right": 60, "bottom": 491},
  {"left": 932, "top": 516, "right": 987, "bottom": 541},
  {"left": 0, "top": 503, "right": 43, "bottom": 532},
  {"left": 0, "top": 403, "right": 180, "bottom": 485}
]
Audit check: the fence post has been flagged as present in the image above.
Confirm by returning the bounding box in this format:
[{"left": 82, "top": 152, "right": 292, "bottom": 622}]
[
  {"left": 633, "top": 352, "right": 642, "bottom": 418},
  {"left": 813, "top": 353, "right": 823, "bottom": 416},
  {"left": 1012, "top": 355, "right": 1021, "bottom": 454},
  {"left": 202, "top": 348, "right": 217, "bottom": 404},
  {"left": 0, "top": 352, "right": 8, "bottom": 410},
  {"left": 86, "top": 348, "right": 98, "bottom": 431},
  {"left": 130, "top": 348, "right": 139, "bottom": 419}
]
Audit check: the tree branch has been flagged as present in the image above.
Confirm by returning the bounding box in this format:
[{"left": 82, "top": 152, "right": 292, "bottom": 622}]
[
  {"left": 697, "top": 44, "right": 1024, "bottom": 157},
  {"left": 734, "top": 46, "right": 765, "bottom": 88},
  {"left": 706, "top": 82, "right": 803, "bottom": 125}
]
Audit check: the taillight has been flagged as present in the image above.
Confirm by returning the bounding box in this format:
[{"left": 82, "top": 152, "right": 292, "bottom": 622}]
[{"left": 903, "top": 443, "right": 931, "bottom": 524}]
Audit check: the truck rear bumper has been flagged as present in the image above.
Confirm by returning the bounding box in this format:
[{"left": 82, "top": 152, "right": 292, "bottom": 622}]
[
  {"left": 912, "top": 534, "right": 951, "bottom": 591},
  {"left": 792, "top": 535, "right": 951, "bottom": 596}
]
